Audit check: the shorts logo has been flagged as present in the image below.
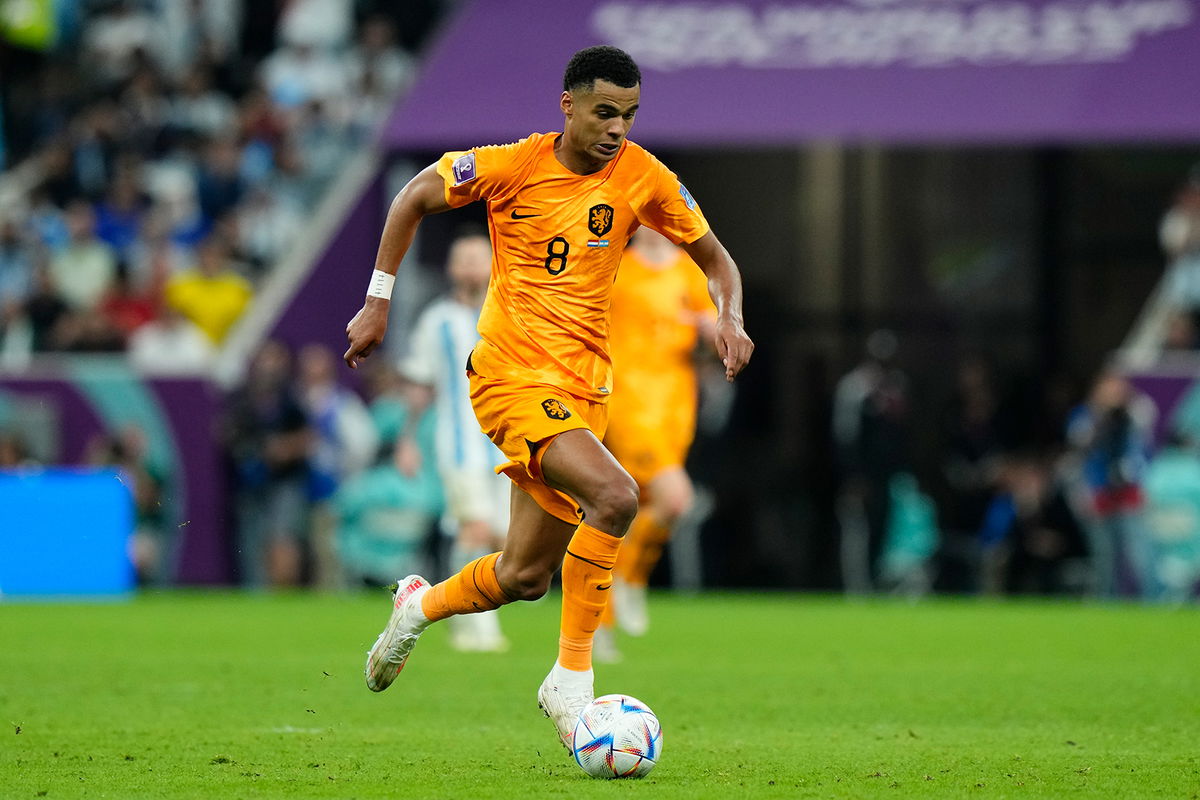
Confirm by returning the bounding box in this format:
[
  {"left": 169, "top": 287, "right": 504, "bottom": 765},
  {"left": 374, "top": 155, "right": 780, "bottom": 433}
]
[
  {"left": 588, "top": 204, "right": 614, "bottom": 237},
  {"left": 679, "top": 183, "right": 697, "bottom": 210},
  {"left": 542, "top": 399, "right": 572, "bottom": 420},
  {"left": 451, "top": 152, "right": 477, "bottom": 185}
]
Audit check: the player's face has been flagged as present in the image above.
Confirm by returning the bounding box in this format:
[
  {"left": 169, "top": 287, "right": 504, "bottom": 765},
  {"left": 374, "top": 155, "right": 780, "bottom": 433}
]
[{"left": 560, "top": 79, "right": 640, "bottom": 172}]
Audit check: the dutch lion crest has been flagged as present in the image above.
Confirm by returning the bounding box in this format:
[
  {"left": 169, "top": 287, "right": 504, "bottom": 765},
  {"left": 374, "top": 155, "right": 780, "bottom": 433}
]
[
  {"left": 541, "top": 399, "right": 572, "bottom": 420},
  {"left": 587, "top": 204, "right": 614, "bottom": 238}
]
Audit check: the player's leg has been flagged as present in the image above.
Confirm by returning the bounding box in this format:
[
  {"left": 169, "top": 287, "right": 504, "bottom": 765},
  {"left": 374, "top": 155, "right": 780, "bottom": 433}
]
[
  {"left": 528, "top": 428, "right": 638, "bottom": 747},
  {"left": 611, "top": 466, "right": 694, "bottom": 636},
  {"left": 619, "top": 466, "right": 694, "bottom": 584}
]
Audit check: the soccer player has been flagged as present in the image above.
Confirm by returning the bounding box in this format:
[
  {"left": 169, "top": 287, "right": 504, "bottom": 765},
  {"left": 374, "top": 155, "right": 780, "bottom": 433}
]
[
  {"left": 343, "top": 45, "right": 754, "bottom": 750},
  {"left": 395, "top": 228, "right": 510, "bottom": 652},
  {"left": 599, "top": 227, "right": 716, "bottom": 652}
]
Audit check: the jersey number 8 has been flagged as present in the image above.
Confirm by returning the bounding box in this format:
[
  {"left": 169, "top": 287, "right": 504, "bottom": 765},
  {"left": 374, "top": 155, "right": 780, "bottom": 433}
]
[{"left": 544, "top": 237, "right": 569, "bottom": 275}]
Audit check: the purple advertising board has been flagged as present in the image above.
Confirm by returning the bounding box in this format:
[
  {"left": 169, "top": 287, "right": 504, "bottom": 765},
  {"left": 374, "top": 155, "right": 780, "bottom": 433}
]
[{"left": 384, "top": 0, "right": 1200, "bottom": 149}]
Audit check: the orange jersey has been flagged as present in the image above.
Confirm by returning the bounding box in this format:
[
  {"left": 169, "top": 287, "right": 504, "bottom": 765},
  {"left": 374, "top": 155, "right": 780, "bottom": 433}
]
[
  {"left": 606, "top": 246, "right": 715, "bottom": 482},
  {"left": 608, "top": 246, "right": 715, "bottom": 399},
  {"left": 435, "top": 133, "right": 709, "bottom": 403}
]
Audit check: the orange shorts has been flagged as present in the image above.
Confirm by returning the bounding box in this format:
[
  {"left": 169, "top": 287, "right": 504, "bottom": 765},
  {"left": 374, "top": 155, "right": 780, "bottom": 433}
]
[
  {"left": 604, "top": 378, "right": 697, "bottom": 487},
  {"left": 468, "top": 370, "right": 609, "bottom": 524}
]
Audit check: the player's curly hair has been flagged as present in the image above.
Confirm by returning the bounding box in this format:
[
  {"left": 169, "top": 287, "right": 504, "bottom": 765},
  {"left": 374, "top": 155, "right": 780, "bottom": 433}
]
[{"left": 563, "top": 46, "right": 641, "bottom": 92}]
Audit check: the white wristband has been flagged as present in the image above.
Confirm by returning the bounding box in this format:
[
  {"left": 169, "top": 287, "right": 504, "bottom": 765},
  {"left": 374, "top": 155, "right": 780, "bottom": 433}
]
[{"left": 367, "top": 269, "right": 395, "bottom": 300}]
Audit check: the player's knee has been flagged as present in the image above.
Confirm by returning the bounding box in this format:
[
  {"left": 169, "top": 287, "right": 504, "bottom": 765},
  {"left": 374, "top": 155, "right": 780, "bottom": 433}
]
[
  {"left": 498, "top": 562, "right": 553, "bottom": 601},
  {"left": 590, "top": 475, "right": 639, "bottom": 533}
]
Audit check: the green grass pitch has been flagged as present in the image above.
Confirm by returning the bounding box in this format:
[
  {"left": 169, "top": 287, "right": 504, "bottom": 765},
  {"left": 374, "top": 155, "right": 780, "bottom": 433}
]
[{"left": 2, "top": 591, "right": 1198, "bottom": 798}]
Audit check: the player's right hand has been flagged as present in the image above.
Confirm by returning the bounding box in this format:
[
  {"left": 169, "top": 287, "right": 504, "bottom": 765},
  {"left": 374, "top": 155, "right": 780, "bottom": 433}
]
[
  {"left": 344, "top": 297, "right": 390, "bottom": 369},
  {"left": 715, "top": 316, "right": 754, "bottom": 381}
]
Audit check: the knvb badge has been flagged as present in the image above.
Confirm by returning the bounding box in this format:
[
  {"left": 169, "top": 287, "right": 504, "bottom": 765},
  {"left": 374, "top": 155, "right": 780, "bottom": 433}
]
[
  {"left": 588, "top": 204, "right": 614, "bottom": 237},
  {"left": 452, "top": 152, "right": 477, "bottom": 185}
]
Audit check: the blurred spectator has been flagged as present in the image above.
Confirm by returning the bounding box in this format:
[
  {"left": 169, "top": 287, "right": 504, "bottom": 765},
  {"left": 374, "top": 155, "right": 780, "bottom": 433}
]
[
  {"left": 1143, "top": 435, "right": 1200, "bottom": 604},
  {"left": 27, "top": 184, "right": 70, "bottom": 250},
  {"left": 128, "top": 306, "right": 214, "bottom": 374},
  {"left": 1162, "top": 166, "right": 1200, "bottom": 320},
  {"left": 82, "top": 0, "right": 162, "bottom": 87},
  {"left": 117, "top": 65, "right": 171, "bottom": 155},
  {"left": 295, "top": 342, "right": 379, "bottom": 589},
  {"left": 157, "top": 0, "right": 243, "bottom": 83},
  {"left": 877, "top": 472, "right": 939, "bottom": 597},
  {"left": 94, "top": 161, "right": 149, "bottom": 259},
  {"left": 344, "top": 14, "right": 414, "bottom": 134},
  {"left": 1065, "top": 369, "right": 1157, "bottom": 598},
  {"left": 85, "top": 425, "right": 169, "bottom": 586},
  {"left": 194, "top": 135, "right": 246, "bottom": 223},
  {"left": 164, "top": 233, "right": 253, "bottom": 344},
  {"left": 98, "top": 268, "right": 157, "bottom": 340},
  {"left": 71, "top": 100, "right": 123, "bottom": 199},
  {"left": 935, "top": 353, "right": 1015, "bottom": 590},
  {"left": 169, "top": 64, "right": 238, "bottom": 140},
  {"left": 0, "top": 213, "right": 36, "bottom": 324},
  {"left": 260, "top": 41, "right": 351, "bottom": 112},
  {"left": 832, "top": 329, "right": 912, "bottom": 593},
  {"left": 1160, "top": 165, "right": 1200, "bottom": 263},
  {"left": 0, "top": 431, "right": 34, "bottom": 468},
  {"left": 54, "top": 307, "right": 125, "bottom": 352},
  {"left": 979, "top": 454, "right": 1088, "bottom": 595},
  {"left": 279, "top": 0, "right": 354, "bottom": 51},
  {"left": 20, "top": 262, "right": 70, "bottom": 351},
  {"left": 37, "top": 140, "right": 85, "bottom": 210},
  {"left": 50, "top": 200, "right": 117, "bottom": 311},
  {"left": 335, "top": 364, "right": 443, "bottom": 588},
  {"left": 222, "top": 340, "right": 312, "bottom": 588},
  {"left": 1162, "top": 309, "right": 1199, "bottom": 352},
  {"left": 125, "top": 207, "right": 193, "bottom": 293},
  {"left": 235, "top": 184, "right": 304, "bottom": 274}
]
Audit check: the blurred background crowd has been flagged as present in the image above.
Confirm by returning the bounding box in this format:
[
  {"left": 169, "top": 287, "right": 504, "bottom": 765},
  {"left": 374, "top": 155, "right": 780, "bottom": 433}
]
[
  {"left": 1, "top": 0, "right": 1199, "bottom": 604},
  {"left": 0, "top": 0, "right": 432, "bottom": 362}
]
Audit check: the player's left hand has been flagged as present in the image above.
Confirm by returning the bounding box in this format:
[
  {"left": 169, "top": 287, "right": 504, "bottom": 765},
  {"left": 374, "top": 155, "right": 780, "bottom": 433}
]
[
  {"left": 715, "top": 317, "right": 754, "bottom": 381},
  {"left": 344, "top": 297, "right": 390, "bottom": 369}
]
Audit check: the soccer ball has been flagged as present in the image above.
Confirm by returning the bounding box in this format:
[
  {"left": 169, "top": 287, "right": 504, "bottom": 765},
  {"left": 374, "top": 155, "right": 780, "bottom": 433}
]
[{"left": 571, "top": 694, "right": 663, "bottom": 779}]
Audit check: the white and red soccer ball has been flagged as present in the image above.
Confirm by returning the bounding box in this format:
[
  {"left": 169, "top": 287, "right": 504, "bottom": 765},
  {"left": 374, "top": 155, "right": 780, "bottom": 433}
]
[{"left": 571, "top": 694, "right": 663, "bottom": 779}]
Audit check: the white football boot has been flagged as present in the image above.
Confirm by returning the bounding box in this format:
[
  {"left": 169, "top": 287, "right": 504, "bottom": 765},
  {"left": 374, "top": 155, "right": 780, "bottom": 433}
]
[
  {"left": 364, "top": 575, "right": 432, "bottom": 692},
  {"left": 537, "top": 662, "right": 595, "bottom": 752},
  {"left": 613, "top": 577, "right": 649, "bottom": 637}
]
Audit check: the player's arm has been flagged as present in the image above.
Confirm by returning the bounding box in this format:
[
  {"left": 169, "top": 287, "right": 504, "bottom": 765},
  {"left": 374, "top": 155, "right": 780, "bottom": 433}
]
[
  {"left": 680, "top": 230, "right": 754, "bottom": 381},
  {"left": 344, "top": 164, "right": 452, "bottom": 369}
]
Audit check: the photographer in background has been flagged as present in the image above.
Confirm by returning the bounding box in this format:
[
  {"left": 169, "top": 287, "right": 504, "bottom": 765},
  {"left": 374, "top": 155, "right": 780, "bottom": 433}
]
[{"left": 1065, "top": 369, "right": 1157, "bottom": 599}]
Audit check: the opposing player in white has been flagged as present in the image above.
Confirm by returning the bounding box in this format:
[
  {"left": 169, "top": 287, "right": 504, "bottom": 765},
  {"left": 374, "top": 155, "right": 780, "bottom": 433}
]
[{"left": 395, "top": 230, "right": 510, "bottom": 652}]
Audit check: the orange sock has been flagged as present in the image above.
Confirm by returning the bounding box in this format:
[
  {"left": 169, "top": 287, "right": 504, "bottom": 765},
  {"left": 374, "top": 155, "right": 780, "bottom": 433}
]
[
  {"left": 614, "top": 512, "right": 671, "bottom": 587},
  {"left": 559, "top": 523, "right": 622, "bottom": 671},
  {"left": 421, "top": 552, "right": 510, "bottom": 622}
]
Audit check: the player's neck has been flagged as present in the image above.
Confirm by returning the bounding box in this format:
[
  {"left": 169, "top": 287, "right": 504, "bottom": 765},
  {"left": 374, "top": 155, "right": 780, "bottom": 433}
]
[{"left": 552, "top": 134, "right": 607, "bottom": 176}]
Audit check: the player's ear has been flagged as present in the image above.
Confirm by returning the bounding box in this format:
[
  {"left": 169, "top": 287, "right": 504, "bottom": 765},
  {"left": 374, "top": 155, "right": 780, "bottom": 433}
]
[{"left": 560, "top": 91, "right": 573, "bottom": 117}]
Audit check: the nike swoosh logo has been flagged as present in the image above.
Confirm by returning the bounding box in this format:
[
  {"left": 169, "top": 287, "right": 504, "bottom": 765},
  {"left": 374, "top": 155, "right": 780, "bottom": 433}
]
[
  {"left": 510, "top": 210, "right": 539, "bottom": 219},
  {"left": 596, "top": 584, "right": 612, "bottom": 591}
]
